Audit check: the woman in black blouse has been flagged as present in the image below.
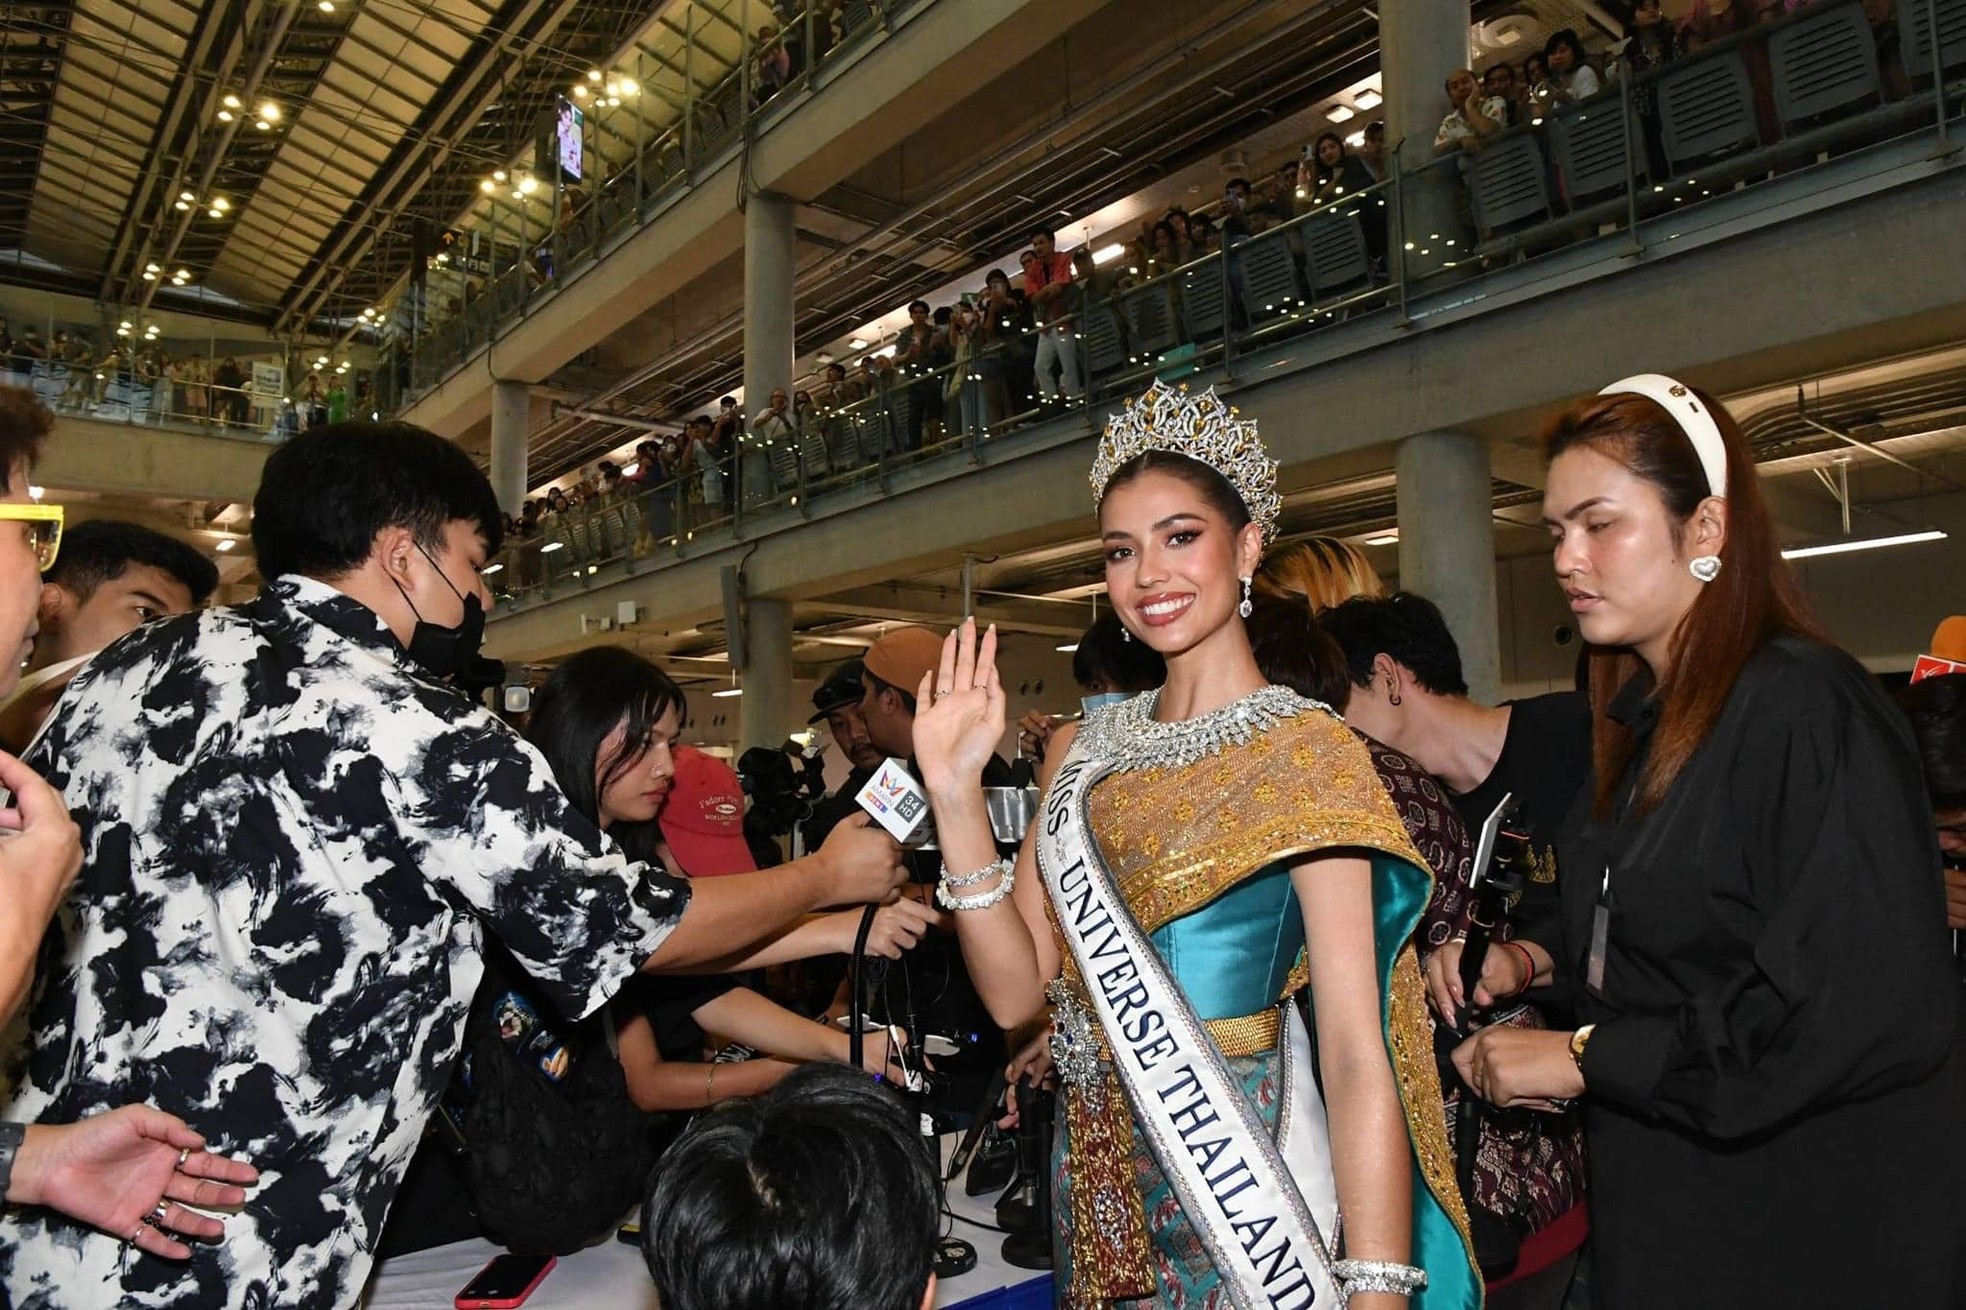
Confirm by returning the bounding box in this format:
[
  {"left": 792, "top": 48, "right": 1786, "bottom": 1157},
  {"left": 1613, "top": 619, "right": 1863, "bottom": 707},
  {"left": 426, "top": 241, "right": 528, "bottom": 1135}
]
[
  {"left": 524, "top": 648, "right": 917, "bottom": 1111},
  {"left": 1453, "top": 375, "right": 1963, "bottom": 1308}
]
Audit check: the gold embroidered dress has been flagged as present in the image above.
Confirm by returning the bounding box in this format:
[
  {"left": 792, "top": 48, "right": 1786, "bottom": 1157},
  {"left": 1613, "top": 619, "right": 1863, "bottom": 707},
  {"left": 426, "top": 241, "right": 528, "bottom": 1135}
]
[{"left": 1045, "top": 699, "right": 1482, "bottom": 1309}]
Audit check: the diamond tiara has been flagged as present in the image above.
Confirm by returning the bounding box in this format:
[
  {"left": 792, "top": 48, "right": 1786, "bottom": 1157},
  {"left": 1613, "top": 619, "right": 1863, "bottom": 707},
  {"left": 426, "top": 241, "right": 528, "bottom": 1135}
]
[{"left": 1088, "top": 381, "right": 1282, "bottom": 542}]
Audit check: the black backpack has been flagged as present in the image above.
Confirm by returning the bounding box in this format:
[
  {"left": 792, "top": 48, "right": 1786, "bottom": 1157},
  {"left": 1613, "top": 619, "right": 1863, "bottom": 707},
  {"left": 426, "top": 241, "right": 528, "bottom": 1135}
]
[{"left": 450, "top": 951, "right": 652, "bottom": 1255}]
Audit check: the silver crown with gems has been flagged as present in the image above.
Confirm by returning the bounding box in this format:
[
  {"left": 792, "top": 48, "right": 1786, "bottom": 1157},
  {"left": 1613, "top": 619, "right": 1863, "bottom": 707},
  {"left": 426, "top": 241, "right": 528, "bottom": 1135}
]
[{"left": 1089, "top": 381, "right": 1282, "bottom": 542}]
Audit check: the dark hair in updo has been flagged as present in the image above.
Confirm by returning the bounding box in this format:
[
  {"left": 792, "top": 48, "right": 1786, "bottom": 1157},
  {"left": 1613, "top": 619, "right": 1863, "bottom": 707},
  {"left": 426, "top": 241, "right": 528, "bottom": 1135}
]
[{"left": 1100, "top": 450, "right": 1251, "bottom": 532}]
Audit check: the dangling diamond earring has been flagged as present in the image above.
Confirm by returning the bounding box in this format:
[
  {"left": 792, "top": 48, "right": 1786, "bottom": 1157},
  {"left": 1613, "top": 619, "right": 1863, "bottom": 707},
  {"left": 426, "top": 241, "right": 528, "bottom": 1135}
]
[
  {"left": 1121, "top": 626, "right": 1132, "bottom": 643},
  {"left": 1689, "top": 554, "right": 1722, "bottom": 583},
  {"left": 1238, "top": 576, "right": 1253, "bottom": 619}
]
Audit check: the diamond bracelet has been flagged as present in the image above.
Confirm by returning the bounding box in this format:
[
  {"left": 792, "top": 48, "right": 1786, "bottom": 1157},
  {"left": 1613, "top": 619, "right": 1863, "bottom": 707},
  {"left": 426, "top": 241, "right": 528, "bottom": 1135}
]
[
  {"left": 1331, "top": 1259, "right": 1427, "bottom": 1299},
  {"left": 935, "top": 859, "right": 1015, "bottom": 911}
]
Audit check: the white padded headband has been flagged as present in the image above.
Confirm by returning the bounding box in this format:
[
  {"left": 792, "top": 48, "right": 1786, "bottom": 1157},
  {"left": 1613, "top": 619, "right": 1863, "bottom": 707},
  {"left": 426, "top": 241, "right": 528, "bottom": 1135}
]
[{"left": 1597, "top": 373, "right": 1728, "bottom": 499}]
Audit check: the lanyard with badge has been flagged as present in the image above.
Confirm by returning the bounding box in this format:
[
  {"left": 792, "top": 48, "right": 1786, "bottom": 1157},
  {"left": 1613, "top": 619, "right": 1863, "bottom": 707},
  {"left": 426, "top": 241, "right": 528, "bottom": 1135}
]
[{"left": 1587, "top": 766, "right": 1645, "bottom": 998}]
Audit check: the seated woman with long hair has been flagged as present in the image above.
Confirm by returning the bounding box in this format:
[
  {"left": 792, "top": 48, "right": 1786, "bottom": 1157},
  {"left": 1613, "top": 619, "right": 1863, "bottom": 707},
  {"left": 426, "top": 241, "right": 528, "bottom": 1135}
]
[{"left": 526, "top": 647, "right": 915, "bottom": 1111}]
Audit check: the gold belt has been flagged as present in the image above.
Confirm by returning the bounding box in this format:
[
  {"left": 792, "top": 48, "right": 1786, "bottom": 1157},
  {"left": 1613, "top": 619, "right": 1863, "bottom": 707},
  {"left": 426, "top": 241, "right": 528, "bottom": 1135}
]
[
  {"left": 1204, "top": 1005, "right": 1284, "bottom": 1058},
  {"left": 1079, "top": 1003, "right": 1282, "bottom": 1062}
]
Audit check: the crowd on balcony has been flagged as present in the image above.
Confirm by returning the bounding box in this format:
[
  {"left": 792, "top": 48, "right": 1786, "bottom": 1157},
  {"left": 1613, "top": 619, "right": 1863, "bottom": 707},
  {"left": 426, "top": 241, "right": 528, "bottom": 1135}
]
[{"left": 490, "top": 0, "right": 1951, "bottom": 599}]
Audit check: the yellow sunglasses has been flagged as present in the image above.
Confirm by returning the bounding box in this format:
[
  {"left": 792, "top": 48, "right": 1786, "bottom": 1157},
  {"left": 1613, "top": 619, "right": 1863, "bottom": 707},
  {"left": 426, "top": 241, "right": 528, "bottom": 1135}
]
[{"left": 0, "top": 502, "right": 65, "bottom": 571}]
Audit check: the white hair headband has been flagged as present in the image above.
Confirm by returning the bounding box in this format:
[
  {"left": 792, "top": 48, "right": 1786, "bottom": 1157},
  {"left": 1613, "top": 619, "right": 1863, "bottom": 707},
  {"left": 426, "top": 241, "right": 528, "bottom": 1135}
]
[{"left": 1597, "top": 373, "right": 1729, "bottom": 499}]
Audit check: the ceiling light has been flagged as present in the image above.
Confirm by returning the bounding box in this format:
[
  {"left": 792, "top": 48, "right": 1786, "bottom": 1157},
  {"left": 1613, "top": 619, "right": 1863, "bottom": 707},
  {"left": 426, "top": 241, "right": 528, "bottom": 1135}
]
[
  {"left": 604, "top": 97, "right": 618, "bottom": 108},
  {"left": 222, "top": 93, "right": 241, "bottom": 110},
  {"left": 481, "top": 562, "right": 504, "bottom": 576},
  {"left": 540, "top": 540, "right": 565, "bottom": 553},
  {"left": 1055, "top": 642, "right": 1079, "bottom": 653},
  {"left": 119, "top": 320, "right": 131, "bottom": 329},
  {"left": 604, "top": 81, "right": 618, "bottom": 97},
  {"left": 179, "top": 190, "right": 196, "bottom": 203},
  {"left": 1327, "top": 104, "right": 1356, "bottom": 123},
  {"left": 255, "top": 119, "right": 271, "bottom": 131},
  {"left": 146, "top": 262, "right": 160, "bottom": 273},
  {"left": 142, "top": 270, "right": 157, "bottom": 280},
  {"left": 517, "top": 174, "right": 538, "bottom": 195},
  {"left": 1363, "top": 531, "right": 1400, "bottom": 546},
  {"left": 1780, "top": 529, "right": 1947, "bottom": 560},
  {"left": 1091, "top": 243, "right": 1127, "bottom": 266},
  {"left": 493, "top": 169, "right": 508, "bottom": 183},
  {"left": 216, "top": 539, "right": 236, "bottom": 553},
  {"left": 1354, "top": 89, "right": 1383, "bottom": 110},
  {"left": 480, "top": 178, "right": 495, "bottom": 193},
  {"left": 848, "top": 338, "right": 868, "bottom": 350},
  {"left": 218, "top": 109, "right": 234, "bottom": 122},
  {"left": 710, "top": 686, "right": 743, "bottom": 698},
  {"left": 587, "top": 68, "right": 603, "bottom": 82},
  {"left": 209, "top": 207, "right": 224, "bottom": 218},
  {"left": 319, "top": 0, "right": 334, "bottom": 10},
  {"left": 211, "top": 196, "right": 229, "bottom": 211},
  {"left": 175, "top": 200, "right": 191, "bottom": 211},
  {"left": 572, "top": 84, "right": 587, "bottom": 98},
  {"left": 618, "top": 78, "right": 637, "bottom": 96},
  {"left": 258, "top": 101, "right": 280, "bottom": 122}
]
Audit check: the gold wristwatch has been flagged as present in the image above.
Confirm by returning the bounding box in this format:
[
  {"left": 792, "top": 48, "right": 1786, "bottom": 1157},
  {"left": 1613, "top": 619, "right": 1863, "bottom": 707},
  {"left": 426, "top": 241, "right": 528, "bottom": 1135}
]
[{"left": 1568, "top": 1023, "right": 1596, "bottom": 1073}]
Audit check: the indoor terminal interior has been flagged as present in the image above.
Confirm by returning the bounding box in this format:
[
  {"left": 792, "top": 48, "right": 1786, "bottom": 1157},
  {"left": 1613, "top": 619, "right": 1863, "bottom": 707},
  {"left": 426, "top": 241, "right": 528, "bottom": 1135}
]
[{"left": 0, "top": 0, "right": 1962, "bottom": 1306}]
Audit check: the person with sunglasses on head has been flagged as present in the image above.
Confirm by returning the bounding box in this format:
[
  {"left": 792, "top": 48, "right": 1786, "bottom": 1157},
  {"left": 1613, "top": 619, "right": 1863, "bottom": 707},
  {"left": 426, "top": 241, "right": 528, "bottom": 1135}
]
[
  {"left": 0, "top": 519, "right": 218, "bottom": 750},
  {"left": 0, "top": 386, "right": 259, "bottom": 1269},
  {"left": 1453, "top": 376, "right": 1964, "bottom": 1308}
]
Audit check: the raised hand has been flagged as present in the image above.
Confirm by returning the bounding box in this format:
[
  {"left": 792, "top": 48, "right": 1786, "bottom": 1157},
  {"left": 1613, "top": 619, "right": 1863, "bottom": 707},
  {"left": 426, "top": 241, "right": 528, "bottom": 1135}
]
[
  {"left": 9, "top": 1105, "right": 259, "bottom": 1261},
  {"left": 911, "top": 618, "right": 1006, "bottom": 794}
]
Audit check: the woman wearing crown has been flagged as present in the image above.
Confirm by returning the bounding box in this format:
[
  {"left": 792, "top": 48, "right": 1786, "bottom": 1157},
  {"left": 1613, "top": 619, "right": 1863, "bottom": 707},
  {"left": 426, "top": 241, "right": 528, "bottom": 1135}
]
[{"left": 912, "top": 382, "right": 1481, "bottom": 1309}]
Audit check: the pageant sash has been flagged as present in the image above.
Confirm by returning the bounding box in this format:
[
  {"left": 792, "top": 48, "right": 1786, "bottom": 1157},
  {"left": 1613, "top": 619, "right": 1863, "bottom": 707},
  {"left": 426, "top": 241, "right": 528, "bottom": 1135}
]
[{"left": 1040, "top": 748, "right": 1343, "bottom": 1310}]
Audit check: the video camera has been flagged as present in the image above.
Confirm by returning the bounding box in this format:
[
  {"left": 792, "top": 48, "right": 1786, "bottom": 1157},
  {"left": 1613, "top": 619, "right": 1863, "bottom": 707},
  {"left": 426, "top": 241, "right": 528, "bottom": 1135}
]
[{"left": 735, "top": 741, "right": 827, "bottom": 839}]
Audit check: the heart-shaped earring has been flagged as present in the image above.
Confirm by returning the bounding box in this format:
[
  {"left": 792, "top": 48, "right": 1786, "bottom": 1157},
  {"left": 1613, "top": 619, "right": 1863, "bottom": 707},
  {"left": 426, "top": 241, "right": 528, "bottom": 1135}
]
[{"left": 1689, "top": 554, "right": 1722, "bottom": 583}]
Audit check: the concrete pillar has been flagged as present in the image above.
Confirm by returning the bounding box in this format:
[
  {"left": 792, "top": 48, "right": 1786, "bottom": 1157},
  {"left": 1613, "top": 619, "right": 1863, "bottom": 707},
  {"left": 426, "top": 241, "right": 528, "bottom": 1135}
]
[
  {"left": 1396, "top": 431, "right": 1500, "bottom": 704},
  {"left": 743, "top": 190, "right": 795, "bottom": 413},
  {"left": 740, "top": 596, "right": 794, "bottom": 755},
  {"left": 1379, "top": 0, "right": 1472, "bottom": 279},
  {"left": 489, "top": 380, "right": 530, "bottom": 516}
]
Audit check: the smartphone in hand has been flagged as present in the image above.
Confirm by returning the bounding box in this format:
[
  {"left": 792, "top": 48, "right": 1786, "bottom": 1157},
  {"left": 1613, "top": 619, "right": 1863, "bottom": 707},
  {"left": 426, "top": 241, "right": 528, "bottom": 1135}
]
[{"left": 455, "top": 1253, "right": 556, "bottom": 1309}]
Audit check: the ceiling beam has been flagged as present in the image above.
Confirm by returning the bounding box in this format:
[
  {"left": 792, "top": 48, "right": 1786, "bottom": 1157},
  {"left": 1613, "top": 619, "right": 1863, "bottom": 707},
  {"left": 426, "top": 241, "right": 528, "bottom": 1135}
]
[
  {"left": 813, "top": 581, "right": 1086, "bottom": 639},
  {"left": 273, "top": 0, "right": 580, "bottom": 334}
]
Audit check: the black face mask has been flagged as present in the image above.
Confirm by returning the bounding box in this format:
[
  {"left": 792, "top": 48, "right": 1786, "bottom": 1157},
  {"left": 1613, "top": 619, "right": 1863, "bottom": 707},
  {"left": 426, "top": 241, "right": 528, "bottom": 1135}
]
[{"left": 394, "top": 546, "right": 486, "bottom": 680}]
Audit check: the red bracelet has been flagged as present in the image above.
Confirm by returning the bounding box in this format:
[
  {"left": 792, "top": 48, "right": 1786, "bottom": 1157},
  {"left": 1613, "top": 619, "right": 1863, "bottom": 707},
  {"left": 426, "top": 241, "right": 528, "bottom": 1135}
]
[{"left": 1503, "top": 941, "right": 1537, "bottom": 998}]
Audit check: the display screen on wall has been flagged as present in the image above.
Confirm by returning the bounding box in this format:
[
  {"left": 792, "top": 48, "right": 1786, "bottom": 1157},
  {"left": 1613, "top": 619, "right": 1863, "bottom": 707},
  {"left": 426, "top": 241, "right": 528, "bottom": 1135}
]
[{"left": 556, "top": 97, "right": 583, "bottom": 182}]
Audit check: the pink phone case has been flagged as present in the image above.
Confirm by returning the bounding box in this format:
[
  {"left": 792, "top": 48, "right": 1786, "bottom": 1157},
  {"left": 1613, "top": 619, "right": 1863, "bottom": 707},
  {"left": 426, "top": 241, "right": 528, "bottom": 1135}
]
[{"left": 454, "top": 1253, "right": 557, "bottom": 1309}]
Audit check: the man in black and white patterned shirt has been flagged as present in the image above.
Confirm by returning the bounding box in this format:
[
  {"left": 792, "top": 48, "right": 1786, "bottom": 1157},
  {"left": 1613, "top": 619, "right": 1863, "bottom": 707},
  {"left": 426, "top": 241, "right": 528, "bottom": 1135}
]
[{"left": 0, "top": 423, "right": 905, "bottom": 1309}]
